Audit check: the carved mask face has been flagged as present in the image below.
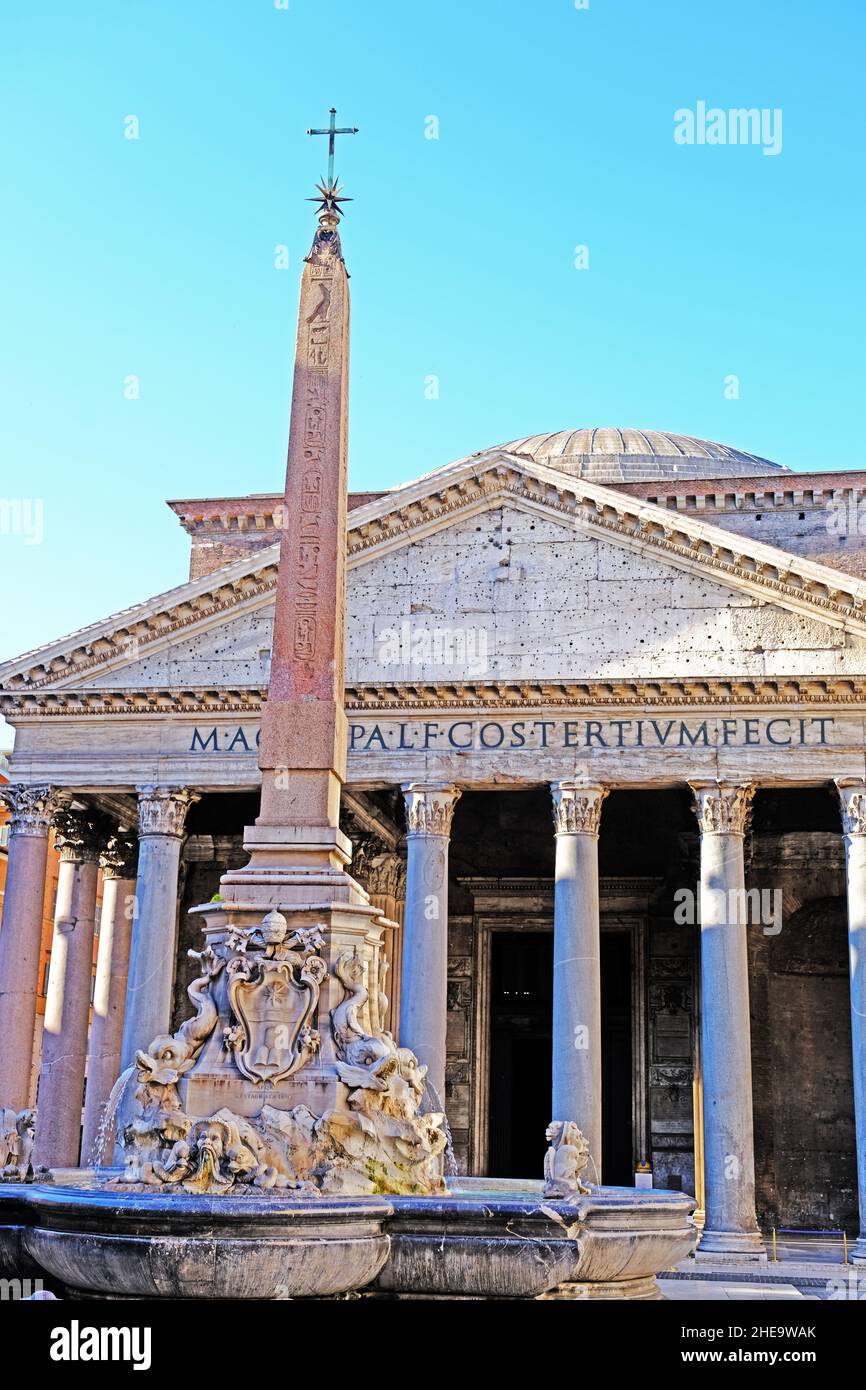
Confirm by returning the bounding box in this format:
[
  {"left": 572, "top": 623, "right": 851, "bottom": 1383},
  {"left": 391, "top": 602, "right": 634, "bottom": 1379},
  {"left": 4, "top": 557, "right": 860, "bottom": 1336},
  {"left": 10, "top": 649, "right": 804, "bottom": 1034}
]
[{"left": 194, "top": 1123, "right": 225, "bottom": 1161}]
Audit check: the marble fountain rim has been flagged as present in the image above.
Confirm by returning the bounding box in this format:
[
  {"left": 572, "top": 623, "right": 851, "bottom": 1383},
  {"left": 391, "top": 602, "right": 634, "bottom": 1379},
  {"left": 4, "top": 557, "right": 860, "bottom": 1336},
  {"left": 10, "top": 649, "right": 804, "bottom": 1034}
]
[{"left": 1, "top": 1176, "right": 697, "bottom": 1227}]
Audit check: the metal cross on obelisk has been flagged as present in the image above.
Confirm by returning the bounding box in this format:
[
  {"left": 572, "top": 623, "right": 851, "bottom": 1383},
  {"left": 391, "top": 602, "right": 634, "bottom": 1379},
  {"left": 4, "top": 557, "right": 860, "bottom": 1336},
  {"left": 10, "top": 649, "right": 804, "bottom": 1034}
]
[{"left": 307, "top": 106, "right": 358, "bottom": 184}]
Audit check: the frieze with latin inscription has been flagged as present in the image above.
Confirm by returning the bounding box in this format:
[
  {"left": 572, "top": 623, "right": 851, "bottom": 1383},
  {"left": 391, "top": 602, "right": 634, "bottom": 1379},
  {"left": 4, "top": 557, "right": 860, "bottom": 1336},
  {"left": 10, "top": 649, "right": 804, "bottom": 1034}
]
[{"left": 184, "top": 715, "right": 840, "bottom": 756}]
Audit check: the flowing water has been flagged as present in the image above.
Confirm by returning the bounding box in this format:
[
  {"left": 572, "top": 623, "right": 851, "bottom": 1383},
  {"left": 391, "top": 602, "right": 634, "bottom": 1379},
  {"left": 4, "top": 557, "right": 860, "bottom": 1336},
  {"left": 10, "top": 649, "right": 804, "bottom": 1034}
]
[
  {"left": 422, "top": 1079, "right": 458, "bottom": 1178},
  {"left": 87, "top": 1065, "right": 134, "bottom": 1169}
]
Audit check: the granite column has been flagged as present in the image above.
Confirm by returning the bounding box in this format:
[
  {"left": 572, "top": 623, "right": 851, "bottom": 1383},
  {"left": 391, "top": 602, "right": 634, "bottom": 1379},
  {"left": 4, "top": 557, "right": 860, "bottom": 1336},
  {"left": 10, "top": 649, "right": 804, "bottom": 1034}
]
[
  {"left": 550, "top": 781, "right": 607, "bottom": 1179},
  {"left": 81, "top": 833, "right": 139, "bottom": 1161},
  {"left": 0, "top": 785, "right": 63, "bottom": 1108},
  {"left": 120, "top": 787, "right": 198, "bottom": 1072},
  {"left": 836, "top": 779, "right": 866, "bottom": 1263},
  {"left": 399, "top": 784, "right": 461, "bottom": 1106},
  {"left": 690, "top": 781, "right": 764, "bottom": 1260},
  {"left": 35, "top": 807, "right": 107, "bottom": 1167}
]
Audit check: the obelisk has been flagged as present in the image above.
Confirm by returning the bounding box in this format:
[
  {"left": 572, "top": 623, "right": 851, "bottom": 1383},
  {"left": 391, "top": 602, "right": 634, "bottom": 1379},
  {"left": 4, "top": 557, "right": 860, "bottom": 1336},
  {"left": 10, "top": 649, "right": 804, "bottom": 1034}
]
[
  {"left": 112, "top": 128, "right": 447, "bottom": 1198},
  {"left": 180, "top": 131, "right": 393, "bottom": 1123},
  {"left": 227, "top": 173, "right": 363, "bottom": 901},
  {"left": 255, "top": 186, "right": 350, "bottom": 836}
]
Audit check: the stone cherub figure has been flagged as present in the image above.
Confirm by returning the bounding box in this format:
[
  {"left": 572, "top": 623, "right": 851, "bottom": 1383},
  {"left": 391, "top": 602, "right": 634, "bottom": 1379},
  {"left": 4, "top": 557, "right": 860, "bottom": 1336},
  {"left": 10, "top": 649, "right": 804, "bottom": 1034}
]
[{"left": 543, "top": 1120, "right": 591, "bottom": 1198}]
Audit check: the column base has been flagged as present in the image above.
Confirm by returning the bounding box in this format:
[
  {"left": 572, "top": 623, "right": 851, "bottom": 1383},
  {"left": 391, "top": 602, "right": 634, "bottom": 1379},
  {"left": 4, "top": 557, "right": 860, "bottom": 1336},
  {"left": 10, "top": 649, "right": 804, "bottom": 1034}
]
[
  {"left": 850, "top": 1234, "right": 866, "bottom": 1264},
  {"left": 695, "top": 1228, "right": 767, "bottom": 1263}
]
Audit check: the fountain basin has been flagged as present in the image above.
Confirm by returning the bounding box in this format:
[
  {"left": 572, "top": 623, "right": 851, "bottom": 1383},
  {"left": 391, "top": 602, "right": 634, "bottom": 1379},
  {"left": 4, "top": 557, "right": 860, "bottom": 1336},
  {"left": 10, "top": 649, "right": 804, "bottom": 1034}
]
[
  {"left": 0, "top": 1175, "right": 695, "bottom": 1300},
  {"left": 4, "top": 1179, "right": 392, "bottom": 1300},
  {"left": 0, "top": 1184, "right": 42, "bottom": 1283},
  {"left": 373, "top": 1179, "right": 697, "bottom": 1300}
]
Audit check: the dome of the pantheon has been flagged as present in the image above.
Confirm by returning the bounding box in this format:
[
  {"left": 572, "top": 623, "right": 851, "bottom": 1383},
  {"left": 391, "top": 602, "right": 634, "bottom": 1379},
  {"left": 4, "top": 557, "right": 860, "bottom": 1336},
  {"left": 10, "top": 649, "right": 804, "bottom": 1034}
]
[{"left": 485, "top": 427, "right": 789, "bottom": 484}]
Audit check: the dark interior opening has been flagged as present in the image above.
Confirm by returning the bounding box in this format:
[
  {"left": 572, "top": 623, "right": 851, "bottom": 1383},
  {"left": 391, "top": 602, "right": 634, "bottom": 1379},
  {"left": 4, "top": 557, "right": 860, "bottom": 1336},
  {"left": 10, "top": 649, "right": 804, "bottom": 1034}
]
[{"left": 488, "top": 929, "right": 633, "bottom": 1183}]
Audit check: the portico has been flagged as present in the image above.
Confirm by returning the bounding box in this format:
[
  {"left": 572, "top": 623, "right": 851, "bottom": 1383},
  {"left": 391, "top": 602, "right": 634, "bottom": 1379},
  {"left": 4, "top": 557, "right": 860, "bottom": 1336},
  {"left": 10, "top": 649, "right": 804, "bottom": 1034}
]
[{"left": 2, "top": 428, "right": 866, "bottom": 1257}]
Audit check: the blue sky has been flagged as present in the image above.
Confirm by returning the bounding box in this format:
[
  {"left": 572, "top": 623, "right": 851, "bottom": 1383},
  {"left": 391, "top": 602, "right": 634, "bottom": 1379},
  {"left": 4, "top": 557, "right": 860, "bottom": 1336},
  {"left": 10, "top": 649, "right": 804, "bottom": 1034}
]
[{"left": 1, "top": 0, "right": 865, "bottom": 687}]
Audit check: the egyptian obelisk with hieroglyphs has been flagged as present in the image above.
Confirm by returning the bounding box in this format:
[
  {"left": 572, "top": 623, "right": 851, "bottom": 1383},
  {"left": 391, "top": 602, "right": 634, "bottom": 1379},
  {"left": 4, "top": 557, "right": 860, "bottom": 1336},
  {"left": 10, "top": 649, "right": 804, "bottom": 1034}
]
[
  {"left": 146, "top": 127, "right": 447, "bottom": 1193},
  {"left": 222, "top": 130, "right": 368, "bottom": 912}
]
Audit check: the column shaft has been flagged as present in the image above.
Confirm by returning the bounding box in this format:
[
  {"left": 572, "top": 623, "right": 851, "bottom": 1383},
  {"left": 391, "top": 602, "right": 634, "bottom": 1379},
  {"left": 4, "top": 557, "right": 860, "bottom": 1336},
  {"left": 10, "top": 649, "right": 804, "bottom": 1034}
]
[
  {"left": 550, "top": 782, "right": 606, "bottom": 1177},
  {"left": 35, "top": 829, "right": 101, "bottom": 1167},
  {"left": 81, "top": 835, "right": 138, "bottom": 1161},
  {"left": 691, "top": 781, "right": 764, "bottom": 1259},
  {"left": 120, "top": 788, "right": 197, "bottom": 1072},
  {"left": 836, "top": 780, "right": 866, "bottom": 1263},
  {"left": 399, "top": 784, "right": 460, "bottom": 1106},
  {"left": 0, "top": 786, "right": 59, "bottom": 1108}
]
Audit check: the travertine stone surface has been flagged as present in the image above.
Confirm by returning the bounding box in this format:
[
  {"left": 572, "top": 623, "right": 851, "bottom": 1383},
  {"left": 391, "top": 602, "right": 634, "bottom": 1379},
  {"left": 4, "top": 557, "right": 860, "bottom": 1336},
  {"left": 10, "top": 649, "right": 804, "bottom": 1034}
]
[{"left": 0, "top": 786, "right": 63, "bottom": 1107}]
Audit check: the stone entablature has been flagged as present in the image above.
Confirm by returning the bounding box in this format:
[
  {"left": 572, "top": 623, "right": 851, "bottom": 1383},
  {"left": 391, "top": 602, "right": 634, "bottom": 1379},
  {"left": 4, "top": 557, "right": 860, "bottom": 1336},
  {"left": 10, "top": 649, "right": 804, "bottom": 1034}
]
[{"left": 4, "top": 706, "right": 866, "bottom": 793}]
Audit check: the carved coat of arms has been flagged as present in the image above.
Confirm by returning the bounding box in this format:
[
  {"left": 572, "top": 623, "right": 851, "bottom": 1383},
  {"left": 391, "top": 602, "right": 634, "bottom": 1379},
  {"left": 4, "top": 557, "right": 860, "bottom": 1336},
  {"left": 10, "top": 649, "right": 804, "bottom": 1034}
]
[{"left": 225, "top": 921, "right": 327, "bottom": 1085}]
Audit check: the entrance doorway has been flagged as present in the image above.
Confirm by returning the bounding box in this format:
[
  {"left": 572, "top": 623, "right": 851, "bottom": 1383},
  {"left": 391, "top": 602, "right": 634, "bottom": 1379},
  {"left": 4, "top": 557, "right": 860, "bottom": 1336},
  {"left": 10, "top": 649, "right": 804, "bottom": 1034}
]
[{"left": 487, "top": 929, "right": 634, "bottom": 1183}]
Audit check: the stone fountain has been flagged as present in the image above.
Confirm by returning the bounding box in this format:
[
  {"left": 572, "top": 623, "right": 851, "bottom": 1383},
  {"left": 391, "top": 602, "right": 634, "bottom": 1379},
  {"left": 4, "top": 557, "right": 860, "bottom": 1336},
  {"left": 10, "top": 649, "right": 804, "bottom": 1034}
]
[{"left": 0, "top": 135, "right": 696, "bottom": 1299}]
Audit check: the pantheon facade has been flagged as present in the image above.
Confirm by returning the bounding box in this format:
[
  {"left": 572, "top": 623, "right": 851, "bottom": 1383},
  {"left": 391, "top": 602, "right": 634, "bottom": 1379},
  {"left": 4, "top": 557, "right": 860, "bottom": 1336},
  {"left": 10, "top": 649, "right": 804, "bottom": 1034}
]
[{"left": 2, "top": 426, "right": 866, "bottom": 1255}]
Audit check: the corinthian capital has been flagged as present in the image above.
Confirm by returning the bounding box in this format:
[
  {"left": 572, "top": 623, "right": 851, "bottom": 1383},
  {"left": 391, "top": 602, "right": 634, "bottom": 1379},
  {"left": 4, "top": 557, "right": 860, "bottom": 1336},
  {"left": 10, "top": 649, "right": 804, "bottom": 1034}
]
[
  {"left": 365, "top": 851, "right": 407, "bottom": 899},
  {"left": 836, "top": 779, "right": 866, "bottom": 837},
  {"left": 53, "top": 806, "right": 111, "bottom": 863},
  {"left": 690, "top": 781, "right": 755, "bottom": 836},
  {"left": 402, "top": 783, "right": 461, "bottom": 837},
  {"left": 136, "top": 786, "right": 200, "bottom": 838},
  {"left": 100, "top": 833, "right": 139, "bottom": 880},
  {"left": 0, "top": 784, "right": 64, "bottom": 838},
  {"left": 550, "top": 782, "right": 608, "bottom": 837}
]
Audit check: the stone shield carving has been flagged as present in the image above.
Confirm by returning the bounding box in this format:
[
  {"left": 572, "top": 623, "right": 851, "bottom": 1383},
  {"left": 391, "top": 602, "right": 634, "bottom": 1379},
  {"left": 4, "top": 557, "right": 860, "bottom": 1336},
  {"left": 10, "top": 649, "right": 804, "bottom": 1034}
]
[{"left": 227, "top": 954, "right": 326, "bottom": 1085}]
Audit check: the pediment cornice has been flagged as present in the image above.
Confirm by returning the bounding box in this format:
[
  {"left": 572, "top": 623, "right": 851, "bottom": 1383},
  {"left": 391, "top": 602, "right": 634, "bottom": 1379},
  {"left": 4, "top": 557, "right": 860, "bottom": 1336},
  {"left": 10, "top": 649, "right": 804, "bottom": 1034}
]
[
  {"left": 4, "top": 450, "right": 866, "bottom": 692},
  {"left": 3, "top": 674, "right": 866, "bottom": 721}
]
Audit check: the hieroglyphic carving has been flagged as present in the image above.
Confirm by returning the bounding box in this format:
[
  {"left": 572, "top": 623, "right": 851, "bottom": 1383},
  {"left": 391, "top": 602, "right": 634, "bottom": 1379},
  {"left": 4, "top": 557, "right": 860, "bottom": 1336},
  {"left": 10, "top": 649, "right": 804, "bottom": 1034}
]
[{"left": 289, "top": 232, "right": 339, "bottom": 666}]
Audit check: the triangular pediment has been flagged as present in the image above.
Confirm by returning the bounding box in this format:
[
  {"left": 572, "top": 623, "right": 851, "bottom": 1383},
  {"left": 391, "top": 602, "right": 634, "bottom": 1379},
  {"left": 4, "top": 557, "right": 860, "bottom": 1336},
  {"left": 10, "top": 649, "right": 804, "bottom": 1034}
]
[{"left": 3, "top": 449, "right": 866, "bottom": 701}]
